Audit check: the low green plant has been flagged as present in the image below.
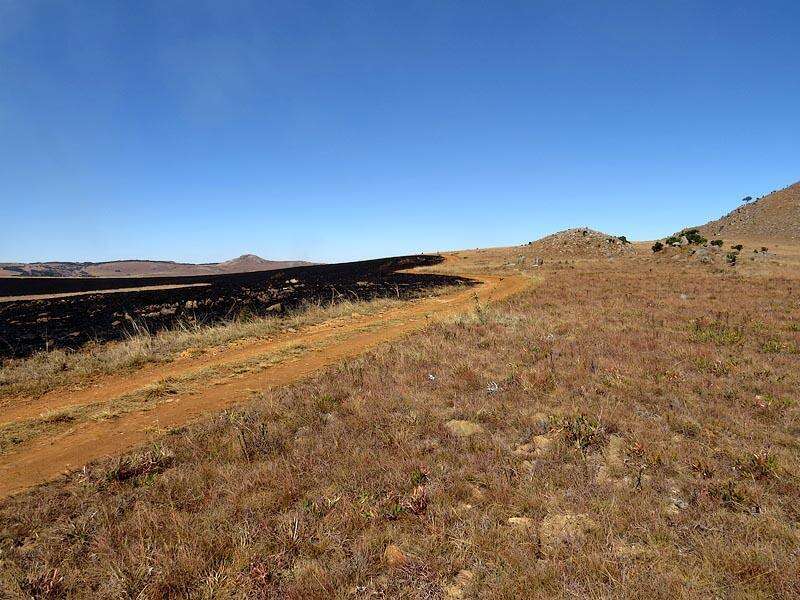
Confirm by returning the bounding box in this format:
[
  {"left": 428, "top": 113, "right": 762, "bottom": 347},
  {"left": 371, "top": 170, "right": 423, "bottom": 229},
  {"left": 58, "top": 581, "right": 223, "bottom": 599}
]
[
  {"left": 762, "top": 339, "right": 798, "bottom": 354},
  {"left": 738, "top": 450, "right": 779, "bottom": 480}
]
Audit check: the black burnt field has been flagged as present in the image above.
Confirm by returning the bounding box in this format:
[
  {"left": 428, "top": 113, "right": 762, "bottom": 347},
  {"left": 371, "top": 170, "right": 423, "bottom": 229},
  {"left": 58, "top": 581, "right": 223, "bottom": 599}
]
[{"left": 0, "top": 255, "right": 471, "bottom": 359}]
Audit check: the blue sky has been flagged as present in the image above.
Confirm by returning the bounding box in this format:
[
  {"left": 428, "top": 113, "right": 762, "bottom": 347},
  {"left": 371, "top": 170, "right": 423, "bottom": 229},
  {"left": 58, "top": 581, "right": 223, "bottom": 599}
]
[{"left": 1, "top": 1, "right": 798, "bottom": 263}]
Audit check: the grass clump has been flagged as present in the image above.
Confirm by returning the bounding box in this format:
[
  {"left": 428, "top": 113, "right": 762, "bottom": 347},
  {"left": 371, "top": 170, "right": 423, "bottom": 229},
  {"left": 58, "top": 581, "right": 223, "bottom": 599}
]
[
  {"left": 105, "top": 444, "right": 174, "bottom": 483},
  {"left": 690, "top": 318, "right": 743, "bottom": 345},
  {"left": 555, "top": 414, "right": 608, "bottom": 455},
  {"left": 761, "top": 339, "right": 798, "bottom": 354}
]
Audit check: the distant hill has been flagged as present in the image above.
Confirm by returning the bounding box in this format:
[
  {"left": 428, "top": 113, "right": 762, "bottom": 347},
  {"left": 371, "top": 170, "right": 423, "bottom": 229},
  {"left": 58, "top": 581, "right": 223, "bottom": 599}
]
[
  {"left": 0, "top": 254, "right": 315, "bottom": 278},
  {"left": 527, "top": 228, "right": 634, "bottom": 258},
  {"left": 694, "top": 181, "right": 800, "bottom": 242}
]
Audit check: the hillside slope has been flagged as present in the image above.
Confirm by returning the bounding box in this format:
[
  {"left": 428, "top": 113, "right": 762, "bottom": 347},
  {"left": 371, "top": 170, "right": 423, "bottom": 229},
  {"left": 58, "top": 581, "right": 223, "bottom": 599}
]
[
  {"left": 527, "top": 228, "right": 634, "bottom": 258},
  {"left": 0, "top": 254, "right": 315, "bottom": 278},
  {"left": 696, "top": 181, "right": 800, "bottom": 241}
]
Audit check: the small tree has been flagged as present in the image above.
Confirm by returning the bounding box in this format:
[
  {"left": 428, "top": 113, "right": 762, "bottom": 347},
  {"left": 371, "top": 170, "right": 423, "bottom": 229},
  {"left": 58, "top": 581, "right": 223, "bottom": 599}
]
[
  {"left": 652, "top": 241, "right": 664, "bottom": 252},
  {"left": 742, "top": 196, "right": 753, "bottom": 203}
]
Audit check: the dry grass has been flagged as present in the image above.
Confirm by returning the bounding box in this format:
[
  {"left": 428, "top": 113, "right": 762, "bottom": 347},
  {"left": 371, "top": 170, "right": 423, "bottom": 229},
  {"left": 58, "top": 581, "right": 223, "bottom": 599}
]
[
  {"left": 0, "top": 291, "right": 447, "bottom": 401},
  {"left": 1, "top": 252, "right": 799, "bottom": 598}
]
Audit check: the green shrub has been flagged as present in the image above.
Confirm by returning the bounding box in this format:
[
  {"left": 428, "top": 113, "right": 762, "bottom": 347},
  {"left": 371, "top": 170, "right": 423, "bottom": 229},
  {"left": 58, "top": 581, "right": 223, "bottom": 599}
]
[
  {"left": 669, "top": 229, "right": 708, "bottom": 246},
  {"left": 732, "top": 244, "right": 743, "bottom": 251},
  {"left": 710, "top": 239, "right": 723, "bottom": 247},
  {"left": 652, "top": 241, "right": 664, "bottom": 252},
  {"left": 684, "top": 229, "right": 707, "bottom": 245}
]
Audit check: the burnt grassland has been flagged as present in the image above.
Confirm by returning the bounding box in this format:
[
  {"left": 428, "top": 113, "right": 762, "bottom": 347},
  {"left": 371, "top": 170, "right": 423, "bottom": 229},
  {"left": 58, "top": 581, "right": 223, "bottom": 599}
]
[
  {"left": 0, "top": 252, "right": 799, "bottom": 598},
  {"left": 0, "top": 255, "right": 464, "bottom": 359}
]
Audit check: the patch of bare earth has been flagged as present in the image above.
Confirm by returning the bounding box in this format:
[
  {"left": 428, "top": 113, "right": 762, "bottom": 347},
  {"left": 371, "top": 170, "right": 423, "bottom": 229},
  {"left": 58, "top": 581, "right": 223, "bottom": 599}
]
[{"left": 0, "top": 247, "right": 798, "bottom": 598}]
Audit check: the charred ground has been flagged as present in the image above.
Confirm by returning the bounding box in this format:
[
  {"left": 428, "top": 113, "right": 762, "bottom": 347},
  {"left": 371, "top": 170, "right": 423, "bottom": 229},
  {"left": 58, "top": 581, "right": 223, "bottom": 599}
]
[{"left": 0, "top": 255, "right": 471, "bottom": 359}]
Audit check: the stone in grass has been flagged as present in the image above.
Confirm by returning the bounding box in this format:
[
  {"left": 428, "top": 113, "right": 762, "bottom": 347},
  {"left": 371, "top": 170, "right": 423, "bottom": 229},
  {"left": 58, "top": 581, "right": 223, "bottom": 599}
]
[
  {"left": 383, "top": 544, "right": 408, "bottom": 568},
  {"left": 445, "top": 420, "right": 485, "bottom": 437},
  {"left": 514, "top": 434, "right": 553, "bottom": 457},
  {"left": 538, "top": 513, "right": 598, "bottom": 556},
  {"left": 444, "top": 569, "right": 475, "bottom": 599},
  {"left": 507, "top": 516, "right": 535, "bottom": 528}
]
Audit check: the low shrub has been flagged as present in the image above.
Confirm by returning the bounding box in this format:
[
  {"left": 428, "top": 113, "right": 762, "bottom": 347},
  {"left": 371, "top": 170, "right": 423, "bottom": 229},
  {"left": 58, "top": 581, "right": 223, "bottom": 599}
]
[{"left": 683, "top": 229, "right": 708, "bottom": 245}]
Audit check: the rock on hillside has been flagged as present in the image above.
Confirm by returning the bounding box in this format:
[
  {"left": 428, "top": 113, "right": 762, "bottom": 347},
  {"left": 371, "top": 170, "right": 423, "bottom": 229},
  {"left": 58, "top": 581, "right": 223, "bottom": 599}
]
[
  {"left": 527, "top": 228, "right": 635, "bottom": 258},
  {"left": 695, "top": 181, "right": 800, "bottom": 242}
]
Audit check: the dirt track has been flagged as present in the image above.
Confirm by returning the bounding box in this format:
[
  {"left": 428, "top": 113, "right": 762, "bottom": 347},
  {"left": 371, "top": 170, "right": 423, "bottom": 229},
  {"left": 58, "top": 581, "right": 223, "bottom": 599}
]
[{"left": 0, "top": 267, "right": 530, "bottom": 497}]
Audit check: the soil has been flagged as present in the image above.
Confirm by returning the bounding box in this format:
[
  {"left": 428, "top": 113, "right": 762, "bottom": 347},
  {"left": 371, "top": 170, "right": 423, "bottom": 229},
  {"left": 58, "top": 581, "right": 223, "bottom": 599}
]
[
  {"left": 0, "top": 255, "right": 465, "bottom": 358},
  {"left": 0, "top": 261, "right": 530, "bottom": 498}
]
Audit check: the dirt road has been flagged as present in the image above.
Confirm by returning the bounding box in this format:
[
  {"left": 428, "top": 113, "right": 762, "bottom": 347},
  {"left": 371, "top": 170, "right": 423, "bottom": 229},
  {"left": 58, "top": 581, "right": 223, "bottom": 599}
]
[{"left": 0, "top": 267, "right": 529, "bottom": 497}]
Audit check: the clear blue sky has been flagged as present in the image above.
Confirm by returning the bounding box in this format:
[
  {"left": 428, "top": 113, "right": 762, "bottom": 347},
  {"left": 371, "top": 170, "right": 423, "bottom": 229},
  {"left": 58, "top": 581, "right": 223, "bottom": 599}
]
[{"left": 1, "top": 1, "right": 798, "bottom": 263}]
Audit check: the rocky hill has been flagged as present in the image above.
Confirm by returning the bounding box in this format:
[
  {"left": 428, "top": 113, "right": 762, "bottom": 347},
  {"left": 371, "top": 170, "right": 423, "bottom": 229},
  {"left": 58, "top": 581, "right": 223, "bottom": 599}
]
[
  {"left": 0, "top": 254, "right": 315, "bottom": 278},
  {"left": 695, "top": 181, "right": 800, "bottom": 242},
  {"left": 527, "top": 228, "right": 635, "bottom": 258}
]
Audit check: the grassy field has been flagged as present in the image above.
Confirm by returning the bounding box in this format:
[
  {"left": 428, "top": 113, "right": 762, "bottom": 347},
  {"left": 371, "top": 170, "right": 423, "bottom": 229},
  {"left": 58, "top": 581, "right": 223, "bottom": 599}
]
[{"left": 1, "top": 246, "right": 798, "bottom": 598}]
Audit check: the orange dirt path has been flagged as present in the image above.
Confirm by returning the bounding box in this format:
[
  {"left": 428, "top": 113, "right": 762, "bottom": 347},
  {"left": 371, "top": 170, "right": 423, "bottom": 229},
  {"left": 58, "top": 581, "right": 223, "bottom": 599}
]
[{"left": 0, "top": 268, "right": 529, "bottom": 498}]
